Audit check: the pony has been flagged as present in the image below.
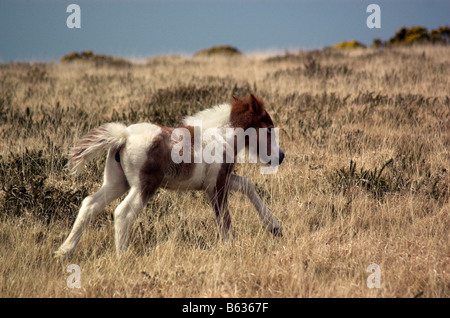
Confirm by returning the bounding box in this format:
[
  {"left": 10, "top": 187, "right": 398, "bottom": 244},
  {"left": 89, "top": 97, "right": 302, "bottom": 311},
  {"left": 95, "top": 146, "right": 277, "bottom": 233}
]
[{"left": 55, "top": 94, "right": 285, "bottom": 257}]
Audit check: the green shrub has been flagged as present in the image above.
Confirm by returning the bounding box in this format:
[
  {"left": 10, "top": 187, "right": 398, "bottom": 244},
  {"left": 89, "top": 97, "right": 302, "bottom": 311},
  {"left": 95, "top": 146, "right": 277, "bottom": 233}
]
[
  {"left": 194, "top": 45, "right": 242, "bottom": 56},
  {"left": 343, "top": 25, "right": 449, "bottom": 50},
  {"left": 0, "top": 149, "right": 89, "bottom": 223},
  {"left": 60, "top": 51, "right": 131, "bottom": 67},
  {"left": 430, "top": 26, "right": 450, "bottom": 44},
  {"left": 380, "top": 25, "right": 450, "bottom": 47},
  {"left": 371, "top": 38, "right": 384, "bottom": 49},
  {"left": 330, "top": 159, "right": 403, "bottom": 199}
]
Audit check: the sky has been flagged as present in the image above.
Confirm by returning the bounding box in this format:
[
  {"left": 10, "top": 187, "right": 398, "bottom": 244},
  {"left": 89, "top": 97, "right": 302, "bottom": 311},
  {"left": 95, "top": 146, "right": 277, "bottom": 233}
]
[{"left": 0, "top": 0, "right": 449, "bottom": 62}]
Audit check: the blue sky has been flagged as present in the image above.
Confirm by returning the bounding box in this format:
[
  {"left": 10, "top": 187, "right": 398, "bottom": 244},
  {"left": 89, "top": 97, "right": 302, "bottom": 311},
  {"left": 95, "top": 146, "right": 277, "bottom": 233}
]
[{"left": 0, "top": 0, "right": 449, "bottom": 62}]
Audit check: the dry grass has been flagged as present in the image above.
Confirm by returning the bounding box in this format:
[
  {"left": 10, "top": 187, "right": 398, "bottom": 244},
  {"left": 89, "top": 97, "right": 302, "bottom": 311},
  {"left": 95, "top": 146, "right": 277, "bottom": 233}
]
[{"left": 0, "top": 45, "right": 449, "bottom": 298}]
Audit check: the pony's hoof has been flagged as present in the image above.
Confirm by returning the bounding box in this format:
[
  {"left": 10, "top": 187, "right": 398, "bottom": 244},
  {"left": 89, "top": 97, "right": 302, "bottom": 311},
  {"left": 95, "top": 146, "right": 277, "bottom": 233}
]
[
  {"left": 53, "top": 249, "right": 70, "bottom": 261},
  {"left": 270, "top": 227, "right": 283, "bottom": 237}
]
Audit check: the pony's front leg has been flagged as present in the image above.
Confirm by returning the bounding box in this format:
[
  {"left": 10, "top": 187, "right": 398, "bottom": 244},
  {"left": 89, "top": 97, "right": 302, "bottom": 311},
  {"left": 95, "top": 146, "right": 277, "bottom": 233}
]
[
  {"left": 206, "top": 163, "right": 235, "bottom": 241},
  {"left": 229, "top": 174, "right": 283, "bottom": 237}
]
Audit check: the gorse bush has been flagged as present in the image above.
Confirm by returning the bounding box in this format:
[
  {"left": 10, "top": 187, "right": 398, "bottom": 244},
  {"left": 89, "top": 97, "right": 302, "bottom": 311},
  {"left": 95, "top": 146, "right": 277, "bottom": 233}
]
[
  {"left": 334, "top": 25, "right": 450, "bottom": 50},
  {"left": 430, "top": 26, "right": 450, "bottom": 44},
  {"left": 373, "top": 25, "right": 450, "bottom": 48},
  {"left": 333, "top": 40, "right": 367, "bottom": 50},
  {"left": 389, "top": 26, "right": 430, "bottom": 45}
]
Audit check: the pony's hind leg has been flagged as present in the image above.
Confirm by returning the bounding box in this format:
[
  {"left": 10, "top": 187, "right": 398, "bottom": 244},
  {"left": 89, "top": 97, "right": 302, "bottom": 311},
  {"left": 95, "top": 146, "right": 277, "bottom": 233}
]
[
  {"left": 113, "top": 187, "right": 145, "bottom": 256},
  {"left": 113, "top": 132, "right": 170, "bottom": 256},
  {"left": 113, "top": 168, "right": 167, "bottom": 256},
  {"left": 55, "top": 149, "right": 129, "bottom": 258}
]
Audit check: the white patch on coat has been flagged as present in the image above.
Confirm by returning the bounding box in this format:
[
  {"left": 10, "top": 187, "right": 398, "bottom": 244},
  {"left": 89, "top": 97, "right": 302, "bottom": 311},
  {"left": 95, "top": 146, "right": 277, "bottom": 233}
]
[
  {"left": 182, "top": 103, "right": 231, "bottom": 132},
  {"left": 120, "top": 123, "right": 162, "bottom": 187}
]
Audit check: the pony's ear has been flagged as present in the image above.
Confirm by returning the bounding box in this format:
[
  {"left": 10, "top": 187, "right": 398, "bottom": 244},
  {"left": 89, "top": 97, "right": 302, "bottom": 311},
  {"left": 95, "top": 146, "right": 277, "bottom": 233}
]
[
  {"left": 250, "top": 94, "right": 263, "bottom": 114},
  {"left": 232, "top": 95, "right": 240, "bottom": 102}
]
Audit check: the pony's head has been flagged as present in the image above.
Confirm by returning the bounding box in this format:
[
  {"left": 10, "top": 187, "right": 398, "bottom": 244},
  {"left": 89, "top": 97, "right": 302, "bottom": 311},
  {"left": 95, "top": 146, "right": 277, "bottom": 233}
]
[{"left": 230, "top": 94, "right": 285, "bottom": 167}]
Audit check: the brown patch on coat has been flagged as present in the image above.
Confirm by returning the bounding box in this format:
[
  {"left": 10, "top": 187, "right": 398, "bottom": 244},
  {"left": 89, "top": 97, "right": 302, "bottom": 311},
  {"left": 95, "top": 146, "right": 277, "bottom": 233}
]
[
  {"left": 158, "top": 124, "right": 197, "bottom": 183},
  {"left": 139, "top": 133, "right": 171, "bottom": 202}
]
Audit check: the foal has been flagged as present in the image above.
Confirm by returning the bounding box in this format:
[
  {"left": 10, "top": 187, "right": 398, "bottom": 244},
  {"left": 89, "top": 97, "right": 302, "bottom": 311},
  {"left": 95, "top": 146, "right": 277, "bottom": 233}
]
[{"left": 55, "top": 94, "right": 284, "bottom": 257}]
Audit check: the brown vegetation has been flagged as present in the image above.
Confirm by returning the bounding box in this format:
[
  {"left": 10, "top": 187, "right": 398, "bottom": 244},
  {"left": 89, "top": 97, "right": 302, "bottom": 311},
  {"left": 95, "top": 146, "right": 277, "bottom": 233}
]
[{"left": 0, "top": 45, "right": 448, "bottom": 297}]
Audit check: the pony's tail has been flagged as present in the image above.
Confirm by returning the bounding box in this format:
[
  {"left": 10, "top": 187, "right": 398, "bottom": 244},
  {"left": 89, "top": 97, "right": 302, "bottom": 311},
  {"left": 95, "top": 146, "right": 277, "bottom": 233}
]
[{"left": 67, "top": 123, "right": 129, "bottom": 175}]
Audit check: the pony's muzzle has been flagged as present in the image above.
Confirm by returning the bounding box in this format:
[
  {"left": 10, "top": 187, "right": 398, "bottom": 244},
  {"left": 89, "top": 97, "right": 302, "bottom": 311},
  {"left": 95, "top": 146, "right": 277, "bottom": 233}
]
[
  {"left": 278, "top": 149, "right": 285, "bottom": 165},
  {"left": 267, "top": 149, "right": 285, "bottom": 166}
]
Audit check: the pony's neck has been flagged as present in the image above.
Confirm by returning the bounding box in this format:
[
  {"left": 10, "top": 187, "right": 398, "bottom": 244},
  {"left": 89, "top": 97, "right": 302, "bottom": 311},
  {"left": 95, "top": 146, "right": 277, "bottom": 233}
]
[{"left": 181, "top": 103, "right": 231, "bottom": 131}]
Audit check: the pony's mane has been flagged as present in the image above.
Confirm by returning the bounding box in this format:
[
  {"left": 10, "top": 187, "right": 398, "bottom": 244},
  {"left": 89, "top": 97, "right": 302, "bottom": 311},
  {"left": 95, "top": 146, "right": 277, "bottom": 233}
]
[{"left": 182, "top": 103, "right": 231, "bottom": 131}]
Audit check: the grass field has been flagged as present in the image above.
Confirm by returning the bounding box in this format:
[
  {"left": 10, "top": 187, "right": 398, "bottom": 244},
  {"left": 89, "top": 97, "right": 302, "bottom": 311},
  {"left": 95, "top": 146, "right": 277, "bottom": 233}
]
[{"left": 0, "top": 45, "right": 449, "bottom": 297}]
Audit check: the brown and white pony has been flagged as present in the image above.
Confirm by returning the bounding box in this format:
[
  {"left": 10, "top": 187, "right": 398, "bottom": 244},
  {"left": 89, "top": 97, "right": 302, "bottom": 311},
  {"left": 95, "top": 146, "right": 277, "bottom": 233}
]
[{"left": 55, "top": 94, "right": 284, "bottom": 257}]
